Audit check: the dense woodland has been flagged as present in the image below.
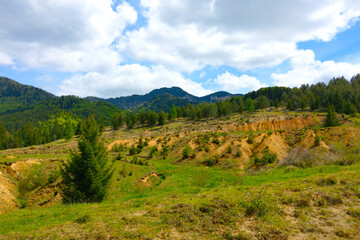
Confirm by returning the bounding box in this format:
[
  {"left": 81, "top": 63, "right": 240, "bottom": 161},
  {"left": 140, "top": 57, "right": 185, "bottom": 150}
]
[{"left": 0, "top": 74, "right": 359, "bottom": 150}]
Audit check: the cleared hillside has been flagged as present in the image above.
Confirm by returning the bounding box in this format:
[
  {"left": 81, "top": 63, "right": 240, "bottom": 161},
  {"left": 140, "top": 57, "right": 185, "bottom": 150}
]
[{"left": 0, "top": 110, "right": 359, "bottom": 239}]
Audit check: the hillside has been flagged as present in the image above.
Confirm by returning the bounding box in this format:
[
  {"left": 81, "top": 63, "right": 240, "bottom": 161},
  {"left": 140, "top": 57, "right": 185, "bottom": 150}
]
[
  {"left": 134, "top": 93, "right": 196, "bottom": 112},
  {"left": 0, "top": 77, "right": 55, "bottom": 114},
  {"left": 0, "top": 109, "right": 359, "bottom": 239},
  {"left": 86, "top": 87, "right": 239, "bottom": 110},
  {"left": 0, "top": 78, "right": 122, "bottom": 150}
]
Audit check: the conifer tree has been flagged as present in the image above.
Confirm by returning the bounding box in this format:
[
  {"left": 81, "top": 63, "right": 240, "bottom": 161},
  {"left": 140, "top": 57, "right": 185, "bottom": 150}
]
[
  {"left": 169, "top": 104, "right": 177, "bottom": 120},
  {"left": 287, "top": 100, "right": 294, "bottom": 110},
  {"left": 64, "top": 122, "right": 74, "bottom": 140},
  {"left": 61, "top": 115, "right": 114, "bottom": 203},
  {"left": 324, "top": 105, "right": 340, "bottom": 127},
  {"left": 158, "top": 111, "right": 167, "bottom": 126}
]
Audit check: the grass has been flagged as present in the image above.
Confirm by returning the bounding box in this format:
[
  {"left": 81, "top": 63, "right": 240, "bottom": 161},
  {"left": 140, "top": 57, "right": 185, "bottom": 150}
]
[
  {"left": 1, "top": 111, "right": 360, "bottom": 239},
  {"left": 1, "top": 159, "right": 359, "bottom": 238}
]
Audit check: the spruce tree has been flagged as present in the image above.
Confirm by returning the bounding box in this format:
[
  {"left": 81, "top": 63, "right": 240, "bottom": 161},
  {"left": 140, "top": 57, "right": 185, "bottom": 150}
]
[
  {"left": 61, "top": 115, "right": 114, "bottom": 203},
  {"left": 169, "top": 104, "right": 177, "bottom": 120},
  {"left": 324, "top": 105, "right": 340, "bottom": 127},
  {"left": 158, "top": 111, "right": 167, "bottom": 126}
]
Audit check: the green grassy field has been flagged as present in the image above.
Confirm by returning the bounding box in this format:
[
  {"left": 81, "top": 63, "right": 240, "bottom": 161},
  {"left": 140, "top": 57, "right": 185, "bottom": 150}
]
[{"left": 1, "top": 112, "right": 360, "bottom": 239}]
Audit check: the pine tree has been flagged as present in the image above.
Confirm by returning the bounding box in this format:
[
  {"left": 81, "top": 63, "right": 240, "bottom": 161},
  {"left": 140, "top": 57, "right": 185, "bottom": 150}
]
[
  {"left": 61, "top": 115, "right": 114, "bottom": 203},
  {"left": 324, "top": 105, "right": 340, "bottom": 127},
  {"left": 169, "top": 104, "right": 177, "bottom": 120},
  {"left": 287, "top": 100, "right": 294, "bottom": 110},
  {"left": 64, "top": 122, "right": 74, "bottom": 140},
  {"left": 158, "top": 111, "right": 167, "bottom": 126},
  {"left": 111, "top": 112, "right": 124, "bottom": 130}
]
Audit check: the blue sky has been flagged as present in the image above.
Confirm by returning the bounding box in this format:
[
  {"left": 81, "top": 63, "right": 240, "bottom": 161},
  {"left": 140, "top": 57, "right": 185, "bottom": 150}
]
[{"left": 0, "top": 0, "right": 359, "bottom": 97}]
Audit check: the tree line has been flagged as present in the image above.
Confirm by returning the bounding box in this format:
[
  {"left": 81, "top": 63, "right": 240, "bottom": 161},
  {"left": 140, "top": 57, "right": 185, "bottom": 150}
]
[
  {"left": 111, "top": 75, "right": 360, "bottom": 130},
  {"left": 1, "top": 75, "right": 359, "bottom": 149}
]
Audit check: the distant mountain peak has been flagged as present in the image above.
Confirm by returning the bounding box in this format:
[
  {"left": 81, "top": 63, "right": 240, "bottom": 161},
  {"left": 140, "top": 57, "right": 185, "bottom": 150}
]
[{"left": 85, "top": 86, "right": 240, "bottom": 110}]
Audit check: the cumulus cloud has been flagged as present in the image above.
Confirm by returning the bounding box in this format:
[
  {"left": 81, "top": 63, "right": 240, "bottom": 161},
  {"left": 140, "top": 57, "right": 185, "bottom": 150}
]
[
  {"left": 0, "top": 0, "right": 137, "bottom": 72},
  {"left": 271, "top": 50, "right": 360, "bottom": 87},
  {"left": 120, "top": 0, "right": 360, "bottom": 72},
  {"left": 58, "top": 64, "right": 212, "bottom": 98},
  {"left": 0, "top": 52, "right": 13, "bottom": 65},
  {"left": 213, "top": 72, "right": 267, "bottom": 93},
  {"left": 1, "top": 0, "right": 360, "bottom": 97}
]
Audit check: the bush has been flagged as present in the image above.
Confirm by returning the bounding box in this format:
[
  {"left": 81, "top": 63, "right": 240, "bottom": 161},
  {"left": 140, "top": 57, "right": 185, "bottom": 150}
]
[
  {"left": 235, "top": 149, "right": 242, "bottom": 157},
  {"left": 111, "top": 144, "right": 124, "bottom": 152},
  {"left": 313, "top": 135, "right": 321, "bottom": 147},
  {"left": 212, "top": 138, "right": 220, "bottom": 145},
  {"left": 203, "top": 155, "right": 219, "bottom": 167},
  {"left": 182, "top": 145, "right": 191, "bottom": 159},
  {"left": 148, "top": 146, "right": 158, "bottom": 159},
  {"left": 227, "top": 145, "right": 232, "bottom": 154},
  {"left": 246, "top": 133, "right": 254, "bottom": 144},
  {"left": 241, "top": 188, "right": 274, "bottom": 217},
  {"left": 253, "top": 147, "right": 277, "bottom": 165}
]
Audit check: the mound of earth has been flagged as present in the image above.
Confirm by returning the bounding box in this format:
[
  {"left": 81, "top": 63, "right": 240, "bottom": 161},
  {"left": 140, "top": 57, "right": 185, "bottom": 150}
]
[
  {"left": 237, "top": 116, "right": 317, "bottom": 132},
  {"left": 255, "top": 132, "right": 290, "bottom": 160},
  {"left": 7, "top": 159, "right": 42, "bottom": 178},
  {"left": 0, "top": 170, "right": 18, "bottom": 214}
]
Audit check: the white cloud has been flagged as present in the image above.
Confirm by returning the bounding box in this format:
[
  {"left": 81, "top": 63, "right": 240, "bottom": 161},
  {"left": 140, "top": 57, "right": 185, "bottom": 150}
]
[
  {"left": 213, "top": 72, "right": 267, "bottom": 93},
  {"left": 271, "top": 49, "right": 360, "bottom": 87},
  {"left": 120, "top": 0, "right": 360, "bottom": 72},
  {"left": 0, "top": 52, "right": 13, "bottom": 65},
  {"left": 58, "top": 64, "right": 212, "bottom": 98},
  {"left": 0, "top": 0, "right": 137, "bottom": 72},
  {"left": 1, "top": 0, "right": 360, "bottom": 97}
]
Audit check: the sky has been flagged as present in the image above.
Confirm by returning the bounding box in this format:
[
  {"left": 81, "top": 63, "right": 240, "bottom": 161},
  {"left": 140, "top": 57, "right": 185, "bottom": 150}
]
[{"left": 0, "top": 0, "right": 360, "bottom": 98}]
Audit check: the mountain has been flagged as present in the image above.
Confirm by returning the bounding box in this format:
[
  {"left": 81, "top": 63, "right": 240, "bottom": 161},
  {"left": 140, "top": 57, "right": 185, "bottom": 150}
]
[
  {"left": 0, "top": 78, "right": 121, "bottom": 132},
  {"left": 134, "top": 93, "right": 197, "bottom": 112},
  {"left": 86, "top": 87, "right": 240, "bottom": 110},
  {"left": 0, "top": 77, "right": 56, "bottom": 114}
]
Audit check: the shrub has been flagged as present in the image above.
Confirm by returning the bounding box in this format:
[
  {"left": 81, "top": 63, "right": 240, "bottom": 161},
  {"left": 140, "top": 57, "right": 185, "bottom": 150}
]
[
  {"left": 182, "top": 145, "right": 191, "bottom": 159},
  {"left": 161, "top": 145, "right": 168, "bottom": 157},
  {"left": 227, "top": 145, "right": 232, "bottom": 154},
  {"left": 129, "top": 145, "right": 137, "bottom": 155},
  {"left": 111, "top": 144, "right": 124, "bottom": 152},
  {"left": 241, "top": 188, "right": 274, "bottom": 217},
  {"left": 205, "top": 145, "right": 210, "bottom": 152},
  {"left": 235, "top": 149, "right": 242, "bottom": 157},
  {"left": 203, "top": 155, "right": 219, "bottom": 167},
  {"left": 148, "top": 146, "right": 158, "bottom": 159},
  {"left": 313, "top": 135, "right": 321, "bottom": 147},
  {"left": 254, "top": 147, "right": 277, "bottom": 165},
  {"left": 246, "top": 133, "right": 254, "bottom": 144}
]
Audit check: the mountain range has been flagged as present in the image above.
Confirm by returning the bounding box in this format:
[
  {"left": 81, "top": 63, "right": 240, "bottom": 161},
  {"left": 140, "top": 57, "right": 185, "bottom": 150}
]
[
  {"left": 1, "top": 77, "right": 239, "bottom": 113},
  {"left": 85, "top": 86, "right": 240, "bottom": 110},
  {"left": 0, "top": 76, "right": 241, "bottom": 132}
]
